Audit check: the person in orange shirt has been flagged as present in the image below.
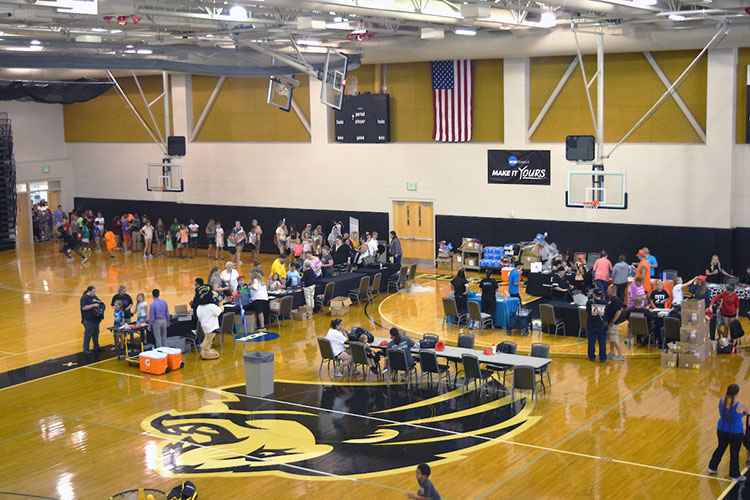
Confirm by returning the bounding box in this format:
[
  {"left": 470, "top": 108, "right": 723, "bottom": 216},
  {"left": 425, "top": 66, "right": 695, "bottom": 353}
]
[
  {"left": 104, "top": 230, "right": 116, "bottom": 259},
  {"left": 635, "top": 249, "right": 652, "bottom": 294}
]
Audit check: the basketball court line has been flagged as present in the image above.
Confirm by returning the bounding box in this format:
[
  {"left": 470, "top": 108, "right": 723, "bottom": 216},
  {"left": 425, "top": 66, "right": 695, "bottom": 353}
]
[
  {"left": 473, "top": 367, "right": 726, "bottom": 499},
  {"left": 81, "top": 364, "right": 730, "bottom": 486},
  {"left": 716, "top": 467, "right": 750, "bottom": 499}
]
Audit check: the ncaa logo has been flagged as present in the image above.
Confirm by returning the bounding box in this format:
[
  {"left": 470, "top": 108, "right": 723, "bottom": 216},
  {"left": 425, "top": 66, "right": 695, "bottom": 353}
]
[{"left": 508, "top": 155, "right": 518, "bottom": 166}]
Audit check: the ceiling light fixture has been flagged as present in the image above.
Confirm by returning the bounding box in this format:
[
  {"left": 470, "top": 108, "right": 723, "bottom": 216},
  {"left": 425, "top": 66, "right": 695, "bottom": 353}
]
[
  {"left": 668, "top": 13, "right": 686, "bottom": 20},
  {"left": 91, "top": 27, "right": 107, "bottom": 32},
  {"left": 136, "top": 48, "right": 152, "bottom": 54},
  {"left": 206, "top": 33, "right": 214, "bottom": 38},
  {"left": 126, "top": 44, "right": 133, "bottom": 48},
  {"left": 30, "top": 39, "right": 41, "bottom": 45},
  {"left": 228, "top": 5, "right": 247, "bottom": 20},
  {"left": 539, "top": 11, "right": 557, "bottom": 27},
  {"left": 454, "top": 28, "right": 477, "bottom": 36},
  {"left": 296, "top": 39, "right": 321, "bottom": 45},
  {"left": 634, "top": 0, "right": 658, "bottom": 5}
]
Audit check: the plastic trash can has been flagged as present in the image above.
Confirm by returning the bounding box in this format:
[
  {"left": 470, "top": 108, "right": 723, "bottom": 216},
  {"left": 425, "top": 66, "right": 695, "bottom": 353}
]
[{"left": 244, "top": 351, "right": 274, "bottom": 398}]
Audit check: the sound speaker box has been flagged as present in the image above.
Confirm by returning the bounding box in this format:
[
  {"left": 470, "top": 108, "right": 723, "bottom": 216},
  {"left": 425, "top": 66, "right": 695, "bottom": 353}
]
[{"left": 168, "top": 136, "right": 186, "bottom": 157}]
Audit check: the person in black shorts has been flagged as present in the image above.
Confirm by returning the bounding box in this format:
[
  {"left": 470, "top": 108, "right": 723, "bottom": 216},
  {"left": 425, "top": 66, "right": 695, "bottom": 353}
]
[{"left": 60, "top": 230, "right": 87, "bottom": 263}]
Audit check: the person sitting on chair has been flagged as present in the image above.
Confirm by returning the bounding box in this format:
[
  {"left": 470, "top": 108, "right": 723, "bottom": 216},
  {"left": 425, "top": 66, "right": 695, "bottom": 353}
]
[
  {"left": 326, "top": 318, "right": 354, "bottom": 377},
  {"left": 649, "top": 280, "right": 670, "bottom": 309},
  {"left": 360, "top": 334, "right": 381, "bottom": 375},
  {"left": 384, "top": 327, "right": 416, "bottom": 375},
  {"left": 618, "top": 296, "right": 660, "bottom": 348},
  {"left": 551, "top": 266, "right": 574, "bottom": 301}
]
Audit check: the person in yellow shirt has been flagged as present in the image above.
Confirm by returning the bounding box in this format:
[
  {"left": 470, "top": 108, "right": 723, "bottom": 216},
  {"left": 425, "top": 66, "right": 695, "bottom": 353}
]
[{"left": 271, "top": 252, "right": 288, "bottom": 279}]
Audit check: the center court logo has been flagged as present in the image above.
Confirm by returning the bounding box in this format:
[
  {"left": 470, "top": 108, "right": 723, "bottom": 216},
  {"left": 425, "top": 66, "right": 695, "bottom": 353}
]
[{"left": 141, "top": 380, "right": 539, "bottom": 479}]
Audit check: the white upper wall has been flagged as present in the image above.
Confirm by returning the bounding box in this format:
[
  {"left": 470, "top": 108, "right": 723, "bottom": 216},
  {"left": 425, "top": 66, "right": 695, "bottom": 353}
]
[
  {"left": 1, "top": 100, "right": 74, "bottom": 209},
  {"left": 60, "top": 48, "right": 748, "bottom": 229}
]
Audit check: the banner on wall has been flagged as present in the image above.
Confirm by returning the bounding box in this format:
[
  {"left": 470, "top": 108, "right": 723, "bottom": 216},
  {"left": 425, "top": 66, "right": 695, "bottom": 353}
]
[
  {"left": 349, "top": 217, "right": 359, "bottom": 239},
  {"left": 487, "top": 150, "right": 551, "bottom": 185}
]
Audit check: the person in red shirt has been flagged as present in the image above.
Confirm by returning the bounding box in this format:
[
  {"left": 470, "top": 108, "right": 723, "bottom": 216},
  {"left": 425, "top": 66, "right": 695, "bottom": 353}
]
[{"left": 710, "top": 282, "right": 740, "bottom": 339}]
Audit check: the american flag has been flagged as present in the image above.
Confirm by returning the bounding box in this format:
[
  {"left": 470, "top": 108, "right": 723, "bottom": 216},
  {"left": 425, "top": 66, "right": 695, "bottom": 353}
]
[{"left": 431, "top": 60, "right": 474, "bottom": 142}]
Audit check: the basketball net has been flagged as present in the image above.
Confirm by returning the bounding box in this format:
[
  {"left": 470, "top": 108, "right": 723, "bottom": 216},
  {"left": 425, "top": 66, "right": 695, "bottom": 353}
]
[{"left": 583, "top": 200, "right": 599, "bottom": 221}]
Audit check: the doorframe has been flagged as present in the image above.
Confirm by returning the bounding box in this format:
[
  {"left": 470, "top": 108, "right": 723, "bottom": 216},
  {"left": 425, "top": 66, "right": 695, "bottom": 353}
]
[
  {"left": 17, "top": 178, "right": 63, "bottom": 245},
  {"left": 388, "top": 197, "right": 437, "bottom": 261}
]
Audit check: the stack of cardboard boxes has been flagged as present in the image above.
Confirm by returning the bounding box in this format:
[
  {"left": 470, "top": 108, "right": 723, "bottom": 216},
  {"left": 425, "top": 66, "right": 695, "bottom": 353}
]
[{"left": 661, "top": 299, "right": 717, "bottom": 369}]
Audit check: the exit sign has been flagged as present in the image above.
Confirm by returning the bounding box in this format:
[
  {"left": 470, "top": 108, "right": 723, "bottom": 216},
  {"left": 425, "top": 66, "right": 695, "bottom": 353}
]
[
  {"left": 43, "top": 167, "right": 50, "bottom": 174},
  {"left": 406, "top": 182, "right": 417, "bottom": 191}
]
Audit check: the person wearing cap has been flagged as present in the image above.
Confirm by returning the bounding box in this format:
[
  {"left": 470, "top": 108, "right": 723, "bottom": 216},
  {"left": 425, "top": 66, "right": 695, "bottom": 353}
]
[
  {"left": 634, "top": 250, "right": 652, "bottom": 294},
  {"left": 551, "top": 266, "right": 574, "bottom": 301},
  {"left": 508, "top": 261, "right": 523, "bottom": 301},
  {"left": 689, "top": 275, "right": 711, "bottom": 309},
  {"left": 711, "top": 282, "right": 740, "bottom": 339},
  {"left": 642, "top": 247, "right": 658, "bottom": 278}
]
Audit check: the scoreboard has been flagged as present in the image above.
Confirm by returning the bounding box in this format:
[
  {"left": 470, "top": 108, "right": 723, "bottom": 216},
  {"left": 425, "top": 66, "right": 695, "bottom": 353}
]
[{"left": 334, "top": 93, "right": 390, "bottom": 143}]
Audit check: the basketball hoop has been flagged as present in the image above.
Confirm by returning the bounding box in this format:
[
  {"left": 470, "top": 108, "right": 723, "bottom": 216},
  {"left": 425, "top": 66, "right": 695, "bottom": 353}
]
[
  {"left": 152, "top": 186, "right": 167, "bottom": 192},
  {"left": 583, "top": 200, "right": 599, "bottom": 221}
]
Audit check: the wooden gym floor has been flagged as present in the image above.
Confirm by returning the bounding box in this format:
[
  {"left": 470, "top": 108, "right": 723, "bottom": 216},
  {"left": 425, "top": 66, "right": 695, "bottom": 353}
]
[{"left": 1, "top": 242, "right": 749, "bottom": 499}]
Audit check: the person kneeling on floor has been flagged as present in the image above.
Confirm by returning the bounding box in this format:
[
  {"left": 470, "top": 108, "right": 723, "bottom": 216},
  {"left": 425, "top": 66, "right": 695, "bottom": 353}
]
[{"left": 196, "top": 286, "right": 222, "bottom": 360}]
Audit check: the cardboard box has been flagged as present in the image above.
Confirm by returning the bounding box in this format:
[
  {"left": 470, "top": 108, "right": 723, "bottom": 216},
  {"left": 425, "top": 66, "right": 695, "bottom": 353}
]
[
  {"left": 453, "top": 254, "right": 463, "bottom": 267},
  {"left": 661, "top": 351, "right": 679, "bottom": 368},
  {"left": 679, "top": 353, "right": 703, "bottom": 369},
  {"left": 330, "top": 305, "right": 349, "bottom": 316},
  {"left": 522, "top": 255, "right": 541, "bottom": 270},
  {"left": 668, "top": 341, "right": 693, "bottom": 354},
  {"left": 465, "top": 257, "right": 477, "bottom": 267},
  {"left": 679, "top": 324, "right": 709, "bottom": 344},
  {"left": 681, "top": 299, "right": 706, "bottom": 326},
  {"left": 436, "top": 256, "right": 453, "bottom": 271},
  {"left": 292, "top": 307, "right": 313, "bottom": 321},
  {"left": 330, "top": 297, "right": 352, "bottom": 308}
]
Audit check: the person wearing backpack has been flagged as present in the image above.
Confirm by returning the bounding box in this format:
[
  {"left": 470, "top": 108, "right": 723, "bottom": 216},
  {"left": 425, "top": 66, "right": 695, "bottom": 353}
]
[{"left": 708, "top": 384, "right": 748, "bottom": 481}]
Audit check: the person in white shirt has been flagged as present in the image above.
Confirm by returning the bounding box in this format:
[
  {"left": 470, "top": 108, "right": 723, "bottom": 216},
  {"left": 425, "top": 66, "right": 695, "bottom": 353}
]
[
  {"left": 94, "top": 212, "right": 105, "bottom": 251},
  {"left": 215, "top": 222, "right": 224, "bottom": 261},
  {"left": 249, "top": 271, "right": 269, "bottom": 330},
  {"left": 196, "top": 300, "right": 222, "bottom": 359},
  {"left": 367, "top": 231, "right": 380, "bottom": 260},
  {"left": 672, "top": 275, "right": 698, "bottom": 307},
  {"left": 326, "top": 318, "right": 354, "bottom": 377},
  {"left": 220, "top": 261, "right": 239, "bottom": 294},
  {"left": 188, "top": 219, "right": 200, "bottom": 258}
]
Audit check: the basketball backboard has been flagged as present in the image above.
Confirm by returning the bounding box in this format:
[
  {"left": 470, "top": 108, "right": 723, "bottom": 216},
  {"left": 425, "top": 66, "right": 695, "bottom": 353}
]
[
  {"left": 565, "top": 171, "right": 627, "bottom": 209},
  {"left": 146, "top": 162, "right": 183, "bottom": 192},
  {"left": 320, "top": 49, "right": 348, "bottom": 110},
  {"left": 267, "top": 75, "right": 301, "bottom": 112}
]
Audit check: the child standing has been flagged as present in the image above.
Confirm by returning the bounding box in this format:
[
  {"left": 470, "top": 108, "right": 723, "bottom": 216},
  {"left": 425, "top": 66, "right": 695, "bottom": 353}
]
[
  {"left": 286, "top": 264, "right": 301, "bottom": 288},
  {"left": 215, "top": 221, "right": 224, "bottom": 261},
  {"left": 165, "top": 225, "right": 174, "bottom": 257},
  {"left": 135, "top": 293, "right": 148, "bottom": 323},
  {"left": 268, "top": 273, "right": 285, "bottom": 292},
  {"left": 104, "top": 229, "right": 116, "bottom": 259},
  {"left": 179, "top": 224, "right": 189, "bottom": 259},
  {"left": 81, "top": 222, "right": 91, "bottom": 253},
  {"left": 188, "top": 218, "right": 199, "bottom": 258},
  {"left": 113, "top": 300, "right": 125, "bottom": 327}
]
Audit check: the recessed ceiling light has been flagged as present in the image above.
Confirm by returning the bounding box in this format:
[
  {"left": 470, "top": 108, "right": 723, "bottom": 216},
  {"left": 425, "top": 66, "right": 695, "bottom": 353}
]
[
  {"left": 206, "top": 33, "right": 214, "bottom": 38},
  {"left": 126, "top": 44, "right": 134, "bottom": 48},
  {"left": 124, "top": 49, "right": 135, "bottom": 54},
  {"left": 454, "top": 28, "right": 477, "bottom": 36},
  {"left": 91, "top": 27, "right": 107, "bottom": 32},
  {"left": 333, "top": 16, "right": 343, "bottom": 22},
  {"left": 136, "top": 49, "right": 152, "bottom": 54},
  {"left": 297, "top": 39, "right": 321, "bottom": 45},
  {"left": 30, "top": 39, "right": 41, "bottom": 45},
  {"left": 668, "top": 13, "right": 686, "bottom": 20}
]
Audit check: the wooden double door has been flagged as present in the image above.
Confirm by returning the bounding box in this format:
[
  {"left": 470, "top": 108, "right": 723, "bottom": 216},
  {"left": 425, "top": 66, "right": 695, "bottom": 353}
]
[{"left": 392, "top": 201, "right": 434, "bottom": 260}]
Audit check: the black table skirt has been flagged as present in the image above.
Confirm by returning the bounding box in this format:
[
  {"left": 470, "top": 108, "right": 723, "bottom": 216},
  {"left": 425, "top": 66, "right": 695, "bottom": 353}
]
[
  {"left": 534, "top": 300, "right": 584, "bottom": 337},
  {"left": 315, "top": 272, "right": 366, "bottom": 297},
  {"left": 356, "top": 264, "right": 400, "bottom": 291},
  {"left": 526, "top": 272, "right": 553, "bottom": 297}
]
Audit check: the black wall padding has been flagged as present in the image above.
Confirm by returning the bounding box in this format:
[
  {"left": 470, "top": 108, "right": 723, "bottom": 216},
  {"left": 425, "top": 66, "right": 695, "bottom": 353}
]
[
  {"left": 74, "top": 197, "right": 388, "bottom": 256},
  {"left": 0, "top": 78, "right": 113, "bottom": 104},
  {"left": 436, "top": 214, "right": 747, "bottom": 279}
]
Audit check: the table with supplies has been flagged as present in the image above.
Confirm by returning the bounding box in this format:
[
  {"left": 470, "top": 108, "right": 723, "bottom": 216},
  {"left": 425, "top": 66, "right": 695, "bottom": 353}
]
[
  {"left": 267, "top": 288, "right": 306, "bottom": 309},
  {"left": 316, "top": 272, "right": 366, "bottom": 297},
  {"left": 526, "top": 271, "right": 576, "bottom": 298},
  {"left": 108, "top": 323, "right": 149, "bottom": 359}
]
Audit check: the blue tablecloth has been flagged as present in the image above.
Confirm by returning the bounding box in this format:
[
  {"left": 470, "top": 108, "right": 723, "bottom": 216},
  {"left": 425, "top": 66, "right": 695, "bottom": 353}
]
[{"left": 448, "top": 295, "right": 520, "bottom": 329}]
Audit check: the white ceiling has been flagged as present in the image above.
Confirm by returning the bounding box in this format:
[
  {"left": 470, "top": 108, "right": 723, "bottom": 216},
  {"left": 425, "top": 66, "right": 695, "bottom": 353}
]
[{"left": 0, "top": 0, "right": 746, "bottom": 77}]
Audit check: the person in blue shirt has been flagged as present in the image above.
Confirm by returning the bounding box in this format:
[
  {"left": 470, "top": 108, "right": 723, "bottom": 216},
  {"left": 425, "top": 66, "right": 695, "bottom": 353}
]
[
  {"left": 408, "top": 463, "right": 441, "bottom": 500},
  {"left": 508, "top": 260, "right": 523, "bottom": 301},
  {"left": 286, "top": 263, "right": 301, "bottom": 287},
  {"left": 113, "top": 300, "right": 124, "bottom": 327},
  {"left": 708, "top": 384, "right": 749, "bottom": 480},
  {"left": 643, "top": 247, "right": 658, "bottom": 277}
]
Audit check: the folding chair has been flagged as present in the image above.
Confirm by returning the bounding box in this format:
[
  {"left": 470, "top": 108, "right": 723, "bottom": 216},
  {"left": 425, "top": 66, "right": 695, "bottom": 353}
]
[
  {"left": 468, "top": 301, "right": 493, "bottom": 333},
  {"left": 511, "top": 365, "right": 539, "bottom": 409},
  {"left": 540, "top": 304, "right": 565, "bottom": 340},
  {"left": 317, "top": 337, "right": 340, "bottom": 376},
  {"left": 442, "top": 297, "right": 467, "bottom": 328}
]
